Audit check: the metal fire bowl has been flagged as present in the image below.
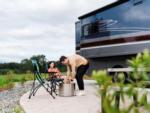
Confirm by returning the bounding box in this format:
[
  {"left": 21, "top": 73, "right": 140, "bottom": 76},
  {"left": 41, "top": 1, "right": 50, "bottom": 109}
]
[{"left": 58, "top": 82, "right": 76, "bottom": 97}]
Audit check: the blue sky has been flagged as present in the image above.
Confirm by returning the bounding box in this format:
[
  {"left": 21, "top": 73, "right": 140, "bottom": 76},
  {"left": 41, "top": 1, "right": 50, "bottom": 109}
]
[{"left": 0, "top": 0, "right": 116, "bottom": 62}]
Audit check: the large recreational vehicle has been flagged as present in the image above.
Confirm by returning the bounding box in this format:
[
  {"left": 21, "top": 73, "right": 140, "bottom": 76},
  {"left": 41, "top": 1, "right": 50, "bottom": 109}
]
[{"left": 75, "top": 0, "right": 150, "bottom": 74}]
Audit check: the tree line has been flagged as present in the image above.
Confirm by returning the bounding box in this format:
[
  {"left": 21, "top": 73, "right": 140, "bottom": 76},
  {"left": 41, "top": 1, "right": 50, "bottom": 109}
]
[{"left": 0, "top": 55, "right": 66, "bottom": 75}]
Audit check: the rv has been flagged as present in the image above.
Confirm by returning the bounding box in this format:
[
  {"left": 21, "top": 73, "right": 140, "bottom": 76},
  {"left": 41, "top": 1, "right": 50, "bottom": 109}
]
[{"left": 75, "top": 0, "right": 150, "bottom": 74}]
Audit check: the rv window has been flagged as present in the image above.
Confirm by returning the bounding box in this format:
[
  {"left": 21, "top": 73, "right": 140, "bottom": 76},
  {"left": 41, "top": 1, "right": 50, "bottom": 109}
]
[
  {"left": 99, "top": 20, "right": 107, "bottom": 32},
  {"left": 83, "top": 24, "right": 90, "bottom": 36},
  {"left": 91, "top": 22, "right": 99, "bottom": 34},
  {"left": 83, "top": 22, "right": 99, "bottom": 36}
]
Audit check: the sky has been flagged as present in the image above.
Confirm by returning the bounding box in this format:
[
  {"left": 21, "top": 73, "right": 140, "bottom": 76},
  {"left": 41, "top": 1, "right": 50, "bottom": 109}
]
[{"left": 0, "top": 0, "right": 116, "bottom": 62}]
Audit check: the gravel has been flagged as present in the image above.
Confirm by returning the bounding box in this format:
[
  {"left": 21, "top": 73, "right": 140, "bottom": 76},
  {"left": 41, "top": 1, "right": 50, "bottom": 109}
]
[{"left": 0, "top": 81, "right": 33, "bottom": 113}]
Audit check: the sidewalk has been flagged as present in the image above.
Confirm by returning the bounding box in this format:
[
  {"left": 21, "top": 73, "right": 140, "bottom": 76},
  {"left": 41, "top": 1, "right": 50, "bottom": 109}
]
[{"left": 20, "top": 80, "right": 101, "bottom": 113}]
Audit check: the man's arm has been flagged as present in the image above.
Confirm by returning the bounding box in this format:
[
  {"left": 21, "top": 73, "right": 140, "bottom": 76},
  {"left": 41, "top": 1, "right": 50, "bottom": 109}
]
[
  {"left": 70, "top": 64, "right": 76, "bottom": 79},
  {"left": 66, "top": 65, "right": 71, "bottom": 77}
]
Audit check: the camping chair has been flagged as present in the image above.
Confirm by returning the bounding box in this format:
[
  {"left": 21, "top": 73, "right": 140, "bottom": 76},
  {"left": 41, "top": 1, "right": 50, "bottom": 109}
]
[
  {"left": 48, "top": 72, "right": 64, "bottom": 95},
  {"left": 29, "top": 60, "right": 55, "bottom": 99}
]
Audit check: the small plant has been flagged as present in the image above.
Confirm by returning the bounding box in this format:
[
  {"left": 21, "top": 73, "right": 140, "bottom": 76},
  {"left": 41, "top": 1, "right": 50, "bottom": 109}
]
[
  {"left": 128, "top": 49, "right": 150, "bottom": 81},
  {"left": 13, "top": 105, "right": 24, "bottom": 113},
  {"left": 93, "top": 49, "right": 150, "bottom": 113},
  {"left": 7, "top": 70, "right": 15, "bottom": 76},
  {"left": 93, "top": 70, "right": 112, "bottom": 87},
  {"left": 93, "top": 71, "right": 150, "bottom": 113}
]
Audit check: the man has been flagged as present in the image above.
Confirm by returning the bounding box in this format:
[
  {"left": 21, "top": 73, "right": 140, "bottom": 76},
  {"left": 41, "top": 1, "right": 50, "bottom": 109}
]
[{"left": 59, "top": 54, "right": 89, "bottom": 96}]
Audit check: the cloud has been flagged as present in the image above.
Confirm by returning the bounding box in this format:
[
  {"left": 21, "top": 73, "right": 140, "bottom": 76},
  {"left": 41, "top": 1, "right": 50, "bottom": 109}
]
[
  {"left": 0, "top": 0, "right": 113, "bottom": 62},
  {"left": 124, "top": 6, "right": 150, "bottom": 21}
]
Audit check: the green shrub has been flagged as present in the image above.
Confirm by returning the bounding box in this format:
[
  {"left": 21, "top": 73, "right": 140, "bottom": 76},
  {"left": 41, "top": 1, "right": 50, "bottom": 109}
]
[
  {"left": 0, "top": 75, "right": 14, "bottom": 90},
  {"left": 7, "top": 70, "right": 14, "bottom": 75},
  {"left": 0, "top": 69, "right": 10, "bottom": 75},
  {"left": 92, "top": 71, "right": 150, "bottom": 113},
  {"left": 0, "top": 73, "right": 34, "bottom": 90},
  {"left": 0, "top": 73, "right": 44, "bottom": 90},
  {"left": 128, "top": 49, "right": 150, "bottom": 81},
  {"left": 13, "top": 105, "right": 24, "bottom": 113},
  {"left": 20, "top": 76, "right": 27, "bottom": 84},
  {"left": 92, "top": 49, "right": 150, "bottom": 113}
]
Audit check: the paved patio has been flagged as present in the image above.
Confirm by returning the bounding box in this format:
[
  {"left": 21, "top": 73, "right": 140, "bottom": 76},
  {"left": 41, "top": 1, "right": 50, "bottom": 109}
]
[
  {"left": 20, "top": 80, "right": 101, "bottom": 113},
  {"left": 20, "top": 80, "right": 150, "bottom": 113}
]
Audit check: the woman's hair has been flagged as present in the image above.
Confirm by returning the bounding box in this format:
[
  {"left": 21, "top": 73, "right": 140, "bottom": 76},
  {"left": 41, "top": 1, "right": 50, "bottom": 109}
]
[{"left": 48, "top": 61, "right": 56, "bottom": 68}]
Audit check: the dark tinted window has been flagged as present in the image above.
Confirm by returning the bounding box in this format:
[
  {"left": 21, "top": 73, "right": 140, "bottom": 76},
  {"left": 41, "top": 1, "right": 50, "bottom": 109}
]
[
  {"left": 83, "top": 24, "right": 90, "bottom": 36},
  {"left": 80, "top": 0, "right": 150, "bottom": 40},
  {"left": 75, "top": 22, "right": 81, "bottom": 44},
  {"left": 82, "top": 20, "right": 108, "bottom": 37}
]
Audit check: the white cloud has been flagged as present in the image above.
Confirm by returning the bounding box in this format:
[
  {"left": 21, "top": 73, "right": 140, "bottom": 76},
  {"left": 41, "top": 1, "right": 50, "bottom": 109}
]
[
  {"left": 0, "top": 0, "right": 112, "bottom": 62},
  {"left": 124, "top": 6, "right": 150, "bottom": 21}
]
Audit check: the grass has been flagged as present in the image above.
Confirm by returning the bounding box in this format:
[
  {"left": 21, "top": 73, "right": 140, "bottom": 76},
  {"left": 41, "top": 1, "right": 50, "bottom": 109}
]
[
  {"left": 0, "top": 73, "right": 34, "bottom": 91},
  {"left": 13, "top": 105, "right": 24, "bottom": 113},
  {"left": 0, "top": 72, "right": 92, "bottom": 91},
  {"left": 0, "top": 75, "right": 14, "bottom": 91},
  {"left": 11, "top": 74, "right": 34, "bottom": 83}
]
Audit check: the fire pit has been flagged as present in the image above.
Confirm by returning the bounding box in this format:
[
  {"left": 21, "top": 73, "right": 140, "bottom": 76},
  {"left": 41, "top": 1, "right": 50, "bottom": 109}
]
[{"left": 58, "top": 82, "right": 76, "bottom": 97}]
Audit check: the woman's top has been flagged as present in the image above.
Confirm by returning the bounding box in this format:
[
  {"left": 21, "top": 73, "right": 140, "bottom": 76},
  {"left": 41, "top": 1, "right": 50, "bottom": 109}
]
[{"left": 48, "top": 68, "right": 61, "bottom": 77}]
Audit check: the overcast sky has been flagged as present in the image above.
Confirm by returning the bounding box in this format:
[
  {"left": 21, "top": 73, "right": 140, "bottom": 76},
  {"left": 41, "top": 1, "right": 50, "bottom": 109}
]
[{"left": 0, "top": 0, "right": 116, "bottom": 62}]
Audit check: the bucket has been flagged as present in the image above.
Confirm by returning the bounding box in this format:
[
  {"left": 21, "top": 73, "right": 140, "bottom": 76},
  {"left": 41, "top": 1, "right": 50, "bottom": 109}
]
[{"left": 58, "top": 82, "right": 76, "bottom": 97}]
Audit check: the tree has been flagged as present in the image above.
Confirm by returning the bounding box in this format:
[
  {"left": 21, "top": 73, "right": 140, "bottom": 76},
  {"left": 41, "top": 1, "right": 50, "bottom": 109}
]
[{"left": 30, "top": 55, "right": 46, "bottom": 73}]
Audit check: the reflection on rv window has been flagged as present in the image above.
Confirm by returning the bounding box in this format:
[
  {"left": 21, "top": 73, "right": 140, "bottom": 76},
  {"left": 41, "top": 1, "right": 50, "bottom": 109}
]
[{"left": 82, "top": 20, "right": 109, "bottom": 37}]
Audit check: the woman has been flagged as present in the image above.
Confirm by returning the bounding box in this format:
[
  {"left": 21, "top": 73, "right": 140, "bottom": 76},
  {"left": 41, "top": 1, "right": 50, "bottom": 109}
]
[{"left": 48, "top": 62, "right": 61, "bottom": 78}]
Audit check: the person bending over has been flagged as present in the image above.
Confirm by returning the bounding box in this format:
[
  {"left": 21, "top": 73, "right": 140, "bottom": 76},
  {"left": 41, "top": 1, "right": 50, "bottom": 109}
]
[{"left": 59, "top": 54, "right": 89, "bottom": 96}]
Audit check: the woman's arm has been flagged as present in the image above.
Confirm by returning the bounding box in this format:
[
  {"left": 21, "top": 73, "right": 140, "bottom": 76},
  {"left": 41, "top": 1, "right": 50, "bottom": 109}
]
[{"left": 55, "top": 68, "right": 61, "bottom": 76}]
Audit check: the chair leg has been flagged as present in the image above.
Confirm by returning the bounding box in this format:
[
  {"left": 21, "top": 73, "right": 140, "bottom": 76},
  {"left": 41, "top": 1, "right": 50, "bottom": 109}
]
[
  {"left": 33, "top": 84, "right": 42, "bottom": 96},
  {"left": 53, "top": 82, "right": 58, "bottom": 95},
  {"left": 29, "top": 90, "right": 33, "bottom": 99},
  {"left": 29, "top": 83, "right": 55, "bottom": 99},
  {"left": 51, "top": 80, "right": 58, "bottom": 95},
  {"left": 44, "top": 81, "right": 56, "bottom": 98},
  {"left": 29, "top": 76, "right": 57, "bottom": 99},
  {"left": 29, "top": 80, "right": 36, "bottom": 99},
  {"left": 29, "top": 84, "right": 41, "bottom": 99},
  {"left": 42, "top": 83, "right": 55, "bottom": 99}
]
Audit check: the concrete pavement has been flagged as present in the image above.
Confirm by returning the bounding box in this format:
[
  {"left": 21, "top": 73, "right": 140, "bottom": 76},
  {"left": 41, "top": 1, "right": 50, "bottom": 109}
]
[{"left": 20, "top": 80, "right": 101, "bottom": 113}]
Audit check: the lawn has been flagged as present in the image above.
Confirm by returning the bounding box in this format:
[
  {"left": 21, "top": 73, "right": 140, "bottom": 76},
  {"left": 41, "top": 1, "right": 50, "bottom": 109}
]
[
  {"left": 0, "top": 72, "right": 92, "bottom": 91},
  {"left": 0, "top": 73, "right": 37, "bottom": 91}
]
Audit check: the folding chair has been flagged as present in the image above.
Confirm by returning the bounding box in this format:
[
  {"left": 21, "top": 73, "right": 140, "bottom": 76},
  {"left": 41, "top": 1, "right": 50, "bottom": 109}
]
[
  {"left": 48, "top": 72, "right": 64, "bottom": 95},
  {"left": 29, "top": 60, "right": 55, "bottom": 99}
]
